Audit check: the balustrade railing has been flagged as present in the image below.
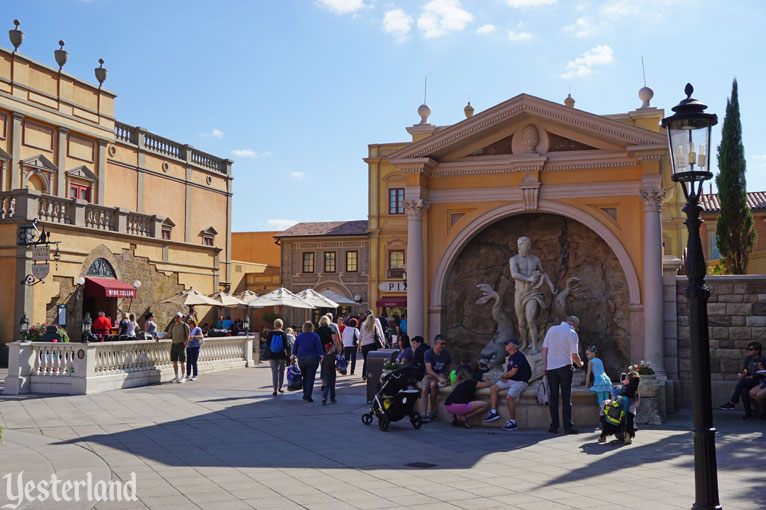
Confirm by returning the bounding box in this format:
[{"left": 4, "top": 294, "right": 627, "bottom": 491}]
[
  {"left": 143, "top": 131, "right": 183, "bottom": 159},
  {"left": 31, "top": 343, "right": 77, "bottom": 376},
  {"left": 38, "top": 195, "right": 72, "bottom": 224},
  {"left": 114, "top": 121, "right": 136, "bottom": 144},
  {"left": 126, "top": 212, "right": 151, "bottom": 236},
  {"left": 0, "top": 195, "right": 16, "bottom": 219},
  {"left": 113, "top": 122, "right": 228, "bottom": 175},
  {"left": 85, "top": 204, "right": 116, "bottom": 231}
]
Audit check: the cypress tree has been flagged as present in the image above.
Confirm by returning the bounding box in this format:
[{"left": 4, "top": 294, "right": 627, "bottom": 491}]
[{"left": 715, "top": 78, "right": 756, "bottom": 274}]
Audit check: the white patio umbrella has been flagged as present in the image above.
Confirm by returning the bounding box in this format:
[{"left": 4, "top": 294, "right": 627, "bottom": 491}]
[
  {"left": 247, "top": 287, "right": 315, "bottom": 309},
  {"left": 236, "top": 290, "right": 259, "bottom": 304},
  {"left": 297, "top": 289, "right": 339, "bottom": 309},
  {"left": 160, "top": 288, "right": 220, "bottom": 307},
  {"left": 319, "top": 289, "right": 358, "bottom": 306},
  {"left": 209, "top": 291, "right": 247, "bottom": 307}
]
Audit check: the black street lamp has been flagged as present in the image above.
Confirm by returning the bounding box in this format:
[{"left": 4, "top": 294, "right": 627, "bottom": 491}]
[
  {"left": 81, "top": 312, "right": 92, "bottom": 344},
  {"left": 662, "top": 83, "right": 721, "bottom": 510},
  {"left": 19, "top": 313, "right": 30, "bottom": 341}
]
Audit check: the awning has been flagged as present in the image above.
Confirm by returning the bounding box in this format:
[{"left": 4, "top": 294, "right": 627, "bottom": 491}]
[
  {"left": 376, "top": 296, "right": 407, "bottom": 308},
  {"left": 85, "top": 277, "right": 137, "bottom": 298}
]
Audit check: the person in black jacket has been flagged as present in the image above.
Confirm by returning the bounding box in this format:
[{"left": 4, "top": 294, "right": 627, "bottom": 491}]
[
  {"left": 267, "top": 319, "right": 291, "bottom": 396},
  {"left": 409, "top": 336, "right": 428, "bottom": 378}
]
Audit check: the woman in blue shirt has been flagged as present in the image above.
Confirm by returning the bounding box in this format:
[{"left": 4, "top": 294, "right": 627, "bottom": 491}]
[{"left": 291, "top": 321, "right": 324, "bottom": 402}]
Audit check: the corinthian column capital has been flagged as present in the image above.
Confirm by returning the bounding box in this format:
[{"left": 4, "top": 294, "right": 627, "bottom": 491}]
[
  {"left": 403, "top": 199, "right": 429, "bottom": 220},
  {"left": 639, "top": 188, "right": 666, "bottom": 213}
]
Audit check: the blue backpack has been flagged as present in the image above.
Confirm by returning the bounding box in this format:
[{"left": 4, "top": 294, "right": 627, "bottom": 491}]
[
  {"left": 270, "top": 332, "right": 284, "bottom": 354},
  {"left": 336, "top": 354, "right": 348, "bottom": 374}
]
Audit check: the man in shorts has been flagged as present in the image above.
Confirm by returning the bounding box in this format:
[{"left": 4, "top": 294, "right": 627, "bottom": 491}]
[
  {"left": 484, "top": 338, "right": 531, "bottom": 431},
  {"left": 420, "top": 334, "right": 452, "bottom": 422},
  {"left": 168, "top": 312, "right": 190, "bottom": 383}
]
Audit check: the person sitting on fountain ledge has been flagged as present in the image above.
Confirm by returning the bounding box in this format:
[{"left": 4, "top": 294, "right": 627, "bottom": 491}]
[
  {"left": 484, "top": 338, "right": 531, "bottom": 431},
  {"left": 420, "top": 335, "right": 452, "bottom": 423}
]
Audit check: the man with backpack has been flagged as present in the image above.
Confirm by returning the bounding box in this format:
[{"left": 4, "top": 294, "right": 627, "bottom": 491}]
[{"left": 267, "top": 319, "right": 291, "bottom": 396}]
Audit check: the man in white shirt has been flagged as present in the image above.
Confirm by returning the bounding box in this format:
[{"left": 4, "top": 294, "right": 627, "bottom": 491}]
[{"left": 542, "top": 316, "right": 583, "bottom": 434}]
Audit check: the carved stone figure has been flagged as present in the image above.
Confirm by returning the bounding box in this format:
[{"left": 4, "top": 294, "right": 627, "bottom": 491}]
[
  {"left": 510, "top": 236, "right": 555, "bottom": 351},
  {"left": 553, "top": 277, "right": 586, "bottom": 323},
  {"left": 475, "top": 283, "right": 515, "bottom": 368}
]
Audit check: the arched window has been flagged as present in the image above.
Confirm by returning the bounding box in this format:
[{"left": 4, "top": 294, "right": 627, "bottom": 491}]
[{"left": 86, "top": 258, "right": 116, "bottom": 278}]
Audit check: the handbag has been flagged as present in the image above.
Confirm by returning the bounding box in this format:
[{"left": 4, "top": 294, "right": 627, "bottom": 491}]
[
  {"left": 286, "top": 363, "right": 303, "bottom": 391},
  {"left": 536, "top": 375, "right": 550, "bottom": 406}
]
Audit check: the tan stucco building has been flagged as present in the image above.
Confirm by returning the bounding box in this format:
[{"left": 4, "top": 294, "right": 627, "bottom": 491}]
[
  {"left": 275, "top": 221, "right": 368, "bottom": 327},
  {"left": 0, "top": 34, "right": 232, "bottom": 350}
]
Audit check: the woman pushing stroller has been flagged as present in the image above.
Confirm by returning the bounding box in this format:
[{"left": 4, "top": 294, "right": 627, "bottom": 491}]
[{"left": 598, "top": 370, "right": 640, "bottom": 445}]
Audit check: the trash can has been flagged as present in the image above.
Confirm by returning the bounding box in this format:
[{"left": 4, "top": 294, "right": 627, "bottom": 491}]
[{"left": 366, "top": 349, "right": 399, "bottom": 402}]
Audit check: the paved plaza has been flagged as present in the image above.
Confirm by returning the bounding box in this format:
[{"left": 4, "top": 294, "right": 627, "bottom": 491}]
[{"left": 0, "top": 365, "right": 764, "bottom": 510}]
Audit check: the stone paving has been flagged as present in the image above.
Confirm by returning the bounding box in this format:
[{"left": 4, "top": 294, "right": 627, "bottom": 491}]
[{"left": 0, "top": 364, "right": 764, "bottom": 510}]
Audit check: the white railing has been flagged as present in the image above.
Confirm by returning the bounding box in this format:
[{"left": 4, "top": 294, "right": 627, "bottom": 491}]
[
  {"left": 1, "top": 195, "right": 16, "bottom": 219},
  {"left": 85, "top": 204, "right": 116, "bottom": 230},
  {"left": 38, "top": 195, "right": 72, "bottom": 224},
  {"left": 31, "top": 342, "right": 77, "bottom": 376},
  {"left": 4, "top": 336, "right": 254, "bottom": 395},
  {"left": 126, "top": 212, "right": 152, "bottom": 237}
]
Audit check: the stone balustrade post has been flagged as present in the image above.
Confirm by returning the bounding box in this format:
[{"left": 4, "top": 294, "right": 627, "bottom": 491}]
[
  {"left": 116, "top": 207, "right": 129, "bottom": 233},
  {"left": 10, "top": 189, "right": 40, "bottom": 220},
  {"left": 151, "top": 215, "right": 165, "bottom": 238},
  {"left": 183, "top": 144, "right": 194, "bottom": 164},
  {"left": 245, "top": 335, "right": 253, "bottom": 367},
  {"left": 73, "top": 198, "right": 87, "bottom": 226},
  {"left": 134, "top": 126, "right": 146, "bottom": 148},
  {"left": 70, "top": 344, "right": 96, "bottom": 395},
  {"left": 640, "top": 187, "right": 667, "bottom": 378},
  {"left": 3, "top": 342, "right": 33, "bottom": 394},
  {"left": 403, "top": 198, "right": 428, "bottom": 340}
]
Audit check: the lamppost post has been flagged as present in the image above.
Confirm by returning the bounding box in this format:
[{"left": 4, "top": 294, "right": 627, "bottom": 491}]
[{"left": 662, "top": 84, "right": 721, "bottom": 510}]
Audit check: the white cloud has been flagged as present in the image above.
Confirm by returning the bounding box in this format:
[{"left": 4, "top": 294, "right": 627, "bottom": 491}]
[
  {"left": 560, "top": 44, "right": 614, "bottom": 79},
  {"left": 231, "top": 149, "right": 272, "bottom": 159},
  {"left": 753, "top": 154, "right": 766, "bottom": 161},
  {"left": 289, "top": 171, "right": 306, "bottom": 179},
  {"left": 563, "top": 17, "right": 596, "bottom": 38},
  {"left": 268, "top": 219, "right": 299, "bottom": 230},
  {"left": 507, "top": 30, "right": 533, "bottom": 41},
  {"left": 506, "top": 0, "right": 557, "bottom": 8},
  {"left": 199, "top": 128, "right": 224, "bottom": 139},
  {"left": 417, "top": 0, "right": 473, "bottom": 39},
  {"left": 316, "top": 0, "right": 367, "bottom": 15},
  {"left": 383, "top": 9, "right": 413, "bottom": 42},
  {"left": 476, "top": 24, "right": 496, "bottom": 34}
]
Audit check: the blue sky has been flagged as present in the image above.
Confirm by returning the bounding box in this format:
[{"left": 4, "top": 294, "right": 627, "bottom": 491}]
[{"left": 6, "top": 0, "right": 766, "bottom": 231}]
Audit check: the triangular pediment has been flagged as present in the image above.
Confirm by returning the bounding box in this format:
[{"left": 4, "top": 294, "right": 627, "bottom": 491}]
[
  {"left": 66, "top": 165, "right": 98, "bottom": 182},
  {"left": 161, "top": 217, "right": 176, "bottom": 227},
  {"left": 0, "top": 147, "right": 10, "bottom": 161},
  {"left": 389, "top": 93, "right": 666, "bottom": 163},
  {"left": 22, "top": 154, "right": 57, "bottom": 172},
  {"left": 200, "top": 226, "right": 218, "bottom": 237}
]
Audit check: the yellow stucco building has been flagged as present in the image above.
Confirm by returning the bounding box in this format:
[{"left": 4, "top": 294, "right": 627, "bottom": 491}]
[
  {"left": 367, "top": 89, "right": 684, "bottom": 379},
  {"left": 0, "top": 31, "right": 232, "bottom": 351}
]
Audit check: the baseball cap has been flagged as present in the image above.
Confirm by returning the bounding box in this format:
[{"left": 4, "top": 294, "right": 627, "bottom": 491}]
[
  {"left": 175, "top": 312, "right": 183, "bottom": 318},
  {"left": 504, "top": 338, "right": 519, "bottom": 346}
]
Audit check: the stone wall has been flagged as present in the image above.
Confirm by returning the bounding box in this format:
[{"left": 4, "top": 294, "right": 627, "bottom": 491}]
[{"left": 673, "top": 274, "right": 766, "bottom": 408}]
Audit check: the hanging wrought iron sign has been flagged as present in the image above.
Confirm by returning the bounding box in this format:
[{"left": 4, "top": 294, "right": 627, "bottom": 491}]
[{"left": 19, "top": 219, "right": 60, "bottom": 286}]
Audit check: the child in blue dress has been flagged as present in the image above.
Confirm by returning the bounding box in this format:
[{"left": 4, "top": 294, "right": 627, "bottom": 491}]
[{"left": 583, "top": 346, "right": 613, "bottom": 404}]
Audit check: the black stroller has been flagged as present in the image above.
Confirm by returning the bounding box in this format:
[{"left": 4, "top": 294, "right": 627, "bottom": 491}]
[{"left": 362, "top": 364, "right": 423, "bottom": 431}]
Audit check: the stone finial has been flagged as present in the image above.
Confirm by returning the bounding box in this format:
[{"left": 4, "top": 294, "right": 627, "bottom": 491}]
[
  {"left": 94, "top": 58, "right": 108, "bottom": 87},
  {"left": 9, "top": 19, "right": 23, "bottom": 53},
  {"left": 54, "top": 40, "right": 68, "bottom": 71},
  {"left": 638, "top": 86, "right": 654, "bottom": 109},
  {"left": 564, "top": 93, "right": 575, "bottom": 108},
  {"left": 417, "top": 103, "right": 431, "bottom": 125},
  {"left": 464, "top": 101, "right": 474, "bottom": 118}
]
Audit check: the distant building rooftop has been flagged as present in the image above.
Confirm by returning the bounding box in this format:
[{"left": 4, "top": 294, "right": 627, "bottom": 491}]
[
  {"left": 700, "top": 192, "right": 766, "bottom": 213},
  {"left": 275, "top": 220, "right": 368, "bottom": 238}
]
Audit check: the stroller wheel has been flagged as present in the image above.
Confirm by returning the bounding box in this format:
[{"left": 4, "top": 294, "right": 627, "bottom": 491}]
[
  {"left": 361, "top": 413, "right": 373, "bottom": 425},
  {"left": 411, "top": 412, "right": 423, "bottom": 429},
  {"left": 378, "top": 414, "right": 390, "bottom": 432}
]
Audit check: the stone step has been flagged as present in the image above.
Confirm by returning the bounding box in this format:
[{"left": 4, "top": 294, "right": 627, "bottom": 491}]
[{"left": 422, "top": 381, "right": 603, "bottom": 429}]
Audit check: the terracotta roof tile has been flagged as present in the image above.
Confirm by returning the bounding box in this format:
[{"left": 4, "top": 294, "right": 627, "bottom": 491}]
[
  {"left": 275, "top": 220, "right": 368, "bottom": 238},
  {"left": 700, "top": 192, "right": 766, "bottom": 212}
]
